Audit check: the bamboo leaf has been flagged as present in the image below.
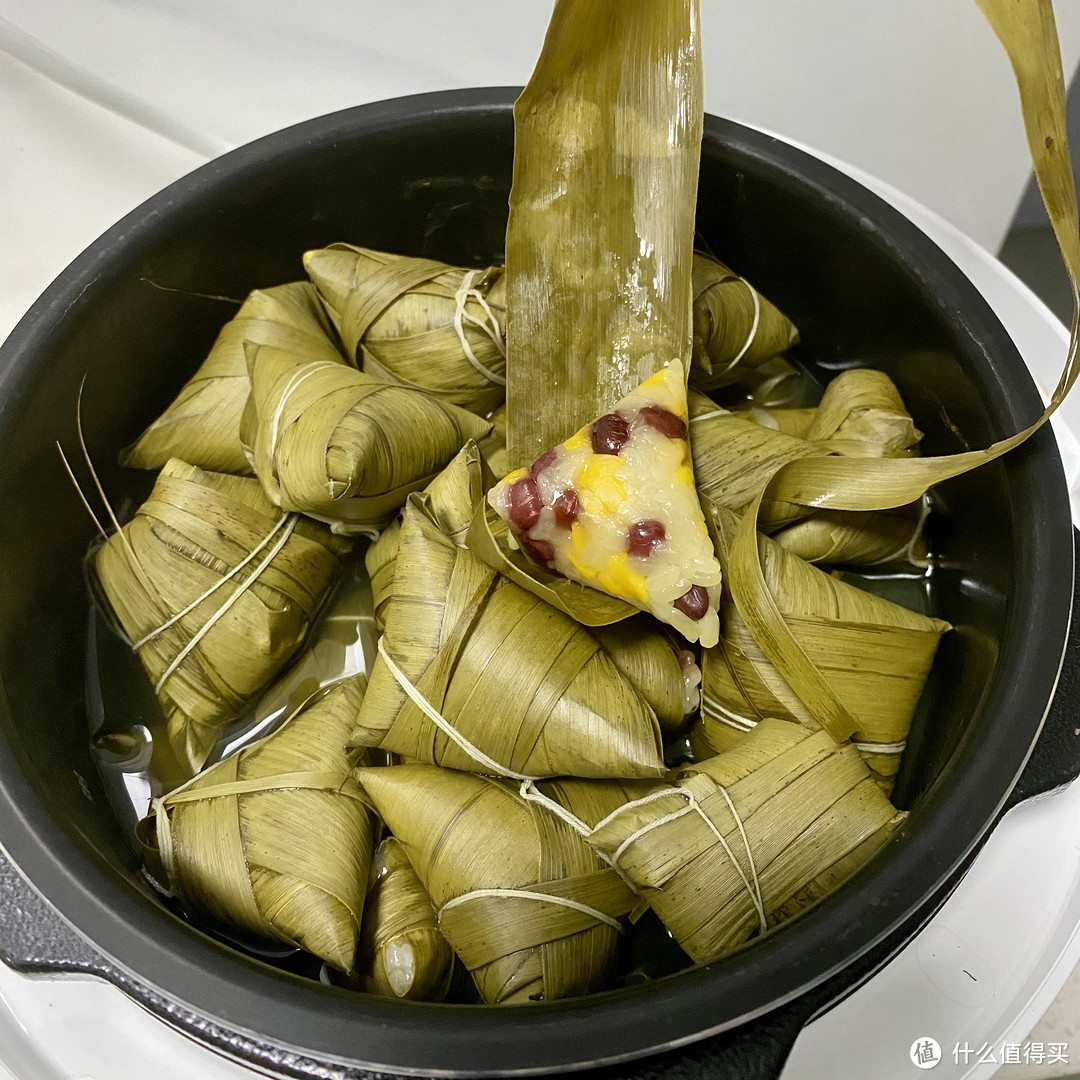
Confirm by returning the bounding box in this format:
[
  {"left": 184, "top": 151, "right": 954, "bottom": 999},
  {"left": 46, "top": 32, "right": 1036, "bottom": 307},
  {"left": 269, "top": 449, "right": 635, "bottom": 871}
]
[
  {"left": 724, "top": 0, "right": 1080, "bottom": 743},
  {"left": 505, "top": 0, "right": 703, "bottom": 467}
]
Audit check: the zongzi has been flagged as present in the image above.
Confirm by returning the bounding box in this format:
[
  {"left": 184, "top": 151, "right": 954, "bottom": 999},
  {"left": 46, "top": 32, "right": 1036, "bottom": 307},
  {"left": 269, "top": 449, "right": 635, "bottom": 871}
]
[
  {"left": 580, "top": 718, "right": 904, "bottom": 962},
  {"left": 354, "top": 763, "right": 637, "bottom": 1003},
  {"left": 689, "top": 251, "right": 800, "bottom": 393},
  {"left": 122, "top": 283, "right": 344, "bottom": 475},
  {"left": 365, "top": 441, "right": 493, "bottom": 631},
  {"left": 351, "top": 497, "right": 665, "bottom": 780},
  {"left": 805, "top": 368, "right": 923, "bottom": 458},
  {"left": 767, "top": 369, "right": 927, "bottom": 564},
  {"left": 592, "top": 619, "right": 701, "bottom": 733},
  {"left": 770, "top": 503, "right": 929, "bottom": 567},
  {"left": 357, "top": 837, "right": 455, "bottom": 1000},
  {"left": 141, "top": 674, "right": 375, "bottom": 971},
  {"left": 304, "top": 244, "right": 507, "bottom": 416},
  {"left": 694, "top": 503, "right": 949, "bottom": 784},
  {"left": 488, "top": 361, "right": 723, "bottom": 647},
  {"left": 242, "top": 341, "right": 490, "bottom": 535},
  {"left": 94, "top": 459, "right": 350, "bottom": 771}
]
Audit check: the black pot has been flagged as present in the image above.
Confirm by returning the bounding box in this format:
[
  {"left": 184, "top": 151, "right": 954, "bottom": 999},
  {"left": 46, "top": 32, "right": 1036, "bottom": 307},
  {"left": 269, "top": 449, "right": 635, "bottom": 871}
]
[{"left": 0, "top": 88, "right": 1076, "bottom": 1079}]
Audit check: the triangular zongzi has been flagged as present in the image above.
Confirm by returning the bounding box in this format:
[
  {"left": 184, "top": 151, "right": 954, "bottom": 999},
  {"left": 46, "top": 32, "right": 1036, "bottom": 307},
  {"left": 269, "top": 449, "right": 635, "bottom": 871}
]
[
  {"left": 689, "top": 251, "right": 800, "bottom": 393},
  {"left": 356, "top": 836, "right": 455, "bottom": 1001},
  {"left": 241, "top": 341, "right": 490, "bottom": 535},
  {"left": 487, "top": 361, "right": 722, "bottom": 646},
  {"left": 580, "top": 718, "right": 904, "bottom": 962},
  {"left": 351, "top": 498, "right": 665, "bottom": 780},
  {"left": 304, "top": 244, "right": 507, "bottom": 416},
  {"left": 364, "top": 441, "right": 492, "bottom": 631},
  {"left": 93, "top": 459, "right": 350, "bottom": 771},
  {"left": 141, "top": 674, "right": 375, "bottom": 971},
  {"left": 122, "top": 283, "right": 344, "bottom": 475},
  {"left": 693, "top": 503, "right": 949, "bottom": 785},
  {"left": 354, "top": 763, "right": 637, "bottom": 1003}
]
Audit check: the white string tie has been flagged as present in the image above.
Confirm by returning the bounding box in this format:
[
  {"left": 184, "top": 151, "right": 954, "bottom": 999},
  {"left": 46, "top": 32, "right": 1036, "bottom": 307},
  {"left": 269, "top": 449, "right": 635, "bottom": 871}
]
[
  {"left": 438, "top": 889, "right": 622, "bottom": 932},
  {"left": 452, "top": 269, "right": 507, "bottom": 386},
  {"left": 134, "top": 514, "right": 291, "bottom": 649},
  {"left": 155, "top": 515, "right": 298, "bottom": 694},
  {"left": 268, "top": 360, "right": 342, "bottom": 459},
  {"left": 852, "top": 739, "right": 908, "bottom": 755},
  {"left": 898, "top": 493, "right": 933, "bottom": 570},
  {"left": 376, "top": 637, "right": 538, "bottom": 782},
  {"left": 702, "top": 694, "right": 759, "bottom": 733},
  {"left": 728, "top": 277, "right": 761, "bottom": 369},
  {"left": 688, "top": 408, "right": 731, "bottom": 424}
]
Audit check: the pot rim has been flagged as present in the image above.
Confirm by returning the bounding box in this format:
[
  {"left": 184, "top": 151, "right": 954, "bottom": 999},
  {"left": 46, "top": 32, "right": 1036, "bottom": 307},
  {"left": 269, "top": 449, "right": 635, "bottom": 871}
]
[{"left": 0, "top": 87, "right": 1071, "bottom": 1076}]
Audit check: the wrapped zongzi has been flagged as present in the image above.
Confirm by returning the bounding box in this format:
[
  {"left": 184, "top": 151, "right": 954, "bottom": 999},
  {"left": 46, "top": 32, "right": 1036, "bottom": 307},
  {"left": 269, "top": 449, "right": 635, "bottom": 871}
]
[
  {"left": 94, "top": 459, "right": 350, "bottom": 771},
  {"left": 768, "top": 369, "right": 927, "bottom": 565},
  {"left": 693, "top": 504, "right": 949, "bottom": 785},
  {"left": 141, "top": 675, "right": 375, "bottom": 971},
  {"left": 364, "top": 442, "right": 492, "bottom": 631},
  {"left": 582, "top": 718, "right": 905, "bottom": 961},
  {"left": 242, "top": 341, "right": 490, "bottom": 535},
  {"left": 304, "top": 244, "right": 507, "bottom": 415},
  {"left": 689, "top": 251, "right": 800, "bottom": 393},
  {"left": 122, "top": 283, "right": 344, "bottom": 475},
  {"left": 356, "top": 837, "right": 455, "bottom": 1001},
  {"left": 354, "top": 763, "right": 637, "bottom": 1003},
  {"left": 351, "top": 497, "right": 665, "bottom": 779}
]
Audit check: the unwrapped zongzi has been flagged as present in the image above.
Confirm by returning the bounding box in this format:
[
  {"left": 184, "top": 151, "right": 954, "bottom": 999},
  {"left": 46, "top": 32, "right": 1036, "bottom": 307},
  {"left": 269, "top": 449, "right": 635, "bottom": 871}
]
[{"left": 488, "top": 361, "right": 723, "bottom": 646}]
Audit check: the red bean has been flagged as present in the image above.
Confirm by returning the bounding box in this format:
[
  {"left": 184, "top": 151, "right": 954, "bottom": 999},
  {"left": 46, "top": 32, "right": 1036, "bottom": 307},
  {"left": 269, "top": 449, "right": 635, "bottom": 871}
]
[
  {"left": 551, "top": 488, "right": 580, "bottom": 528},
  {"left": 590, "top": 413, "right": 629, "bottom": 455},
  {"left": 520, "top": 534, "right": 555, "bottom": 566},
  {"left": 674, "top": 585, "right": 710, "bottom": 620},
  {"left": 627, "top": 519, "right": 666, "bottom": 558},
  {"left": 530, "top": 449, "right": 558, "bottom": 479},
  {"left": 508, "top": 477, "right": 542, "bottom": 531},
  {"left": 637, "top": 406, "right": 687, "bottom": 440}
]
